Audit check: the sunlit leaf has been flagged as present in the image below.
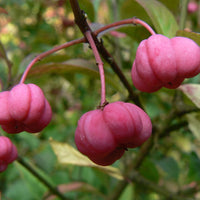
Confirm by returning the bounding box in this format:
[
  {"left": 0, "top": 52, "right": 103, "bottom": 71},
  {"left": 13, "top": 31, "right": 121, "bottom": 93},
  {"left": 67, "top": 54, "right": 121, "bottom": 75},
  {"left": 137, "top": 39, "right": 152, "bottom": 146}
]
[
  {"left": 135, "top": 0, "right": 179, "bottom": 37},
  {"left": 176, "top": 30, "right": 200, "bottom": 46},
  {"left": 49, "top": 139, "right": 123, "bottom": 180},
  {"left": 179, "top": 84, "right": 200, "bottom": 108},
  {"left": 119, "top": 184, "right": 134, "bottom": 200}
]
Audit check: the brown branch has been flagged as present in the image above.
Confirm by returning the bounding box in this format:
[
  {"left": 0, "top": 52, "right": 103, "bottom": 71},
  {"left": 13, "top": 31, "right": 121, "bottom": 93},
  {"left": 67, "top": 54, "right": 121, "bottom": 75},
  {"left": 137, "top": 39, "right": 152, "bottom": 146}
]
[
  {"left": 128, "top": 170, "right": 194, "bottom": 200},
  {"left": 69, "top": 0, "right": 142, "bottom": 108},
  {"left": 17, "top": 156, "right": 71, "bottom": 200}
]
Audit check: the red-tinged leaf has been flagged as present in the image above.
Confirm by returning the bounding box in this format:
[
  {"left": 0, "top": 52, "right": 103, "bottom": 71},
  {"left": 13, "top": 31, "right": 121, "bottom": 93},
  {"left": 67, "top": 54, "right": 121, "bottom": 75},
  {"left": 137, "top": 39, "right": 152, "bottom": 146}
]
[
  {"left": 179, "top": 84, "right": 200, "bottom": 108},
  {"left": 0, "top": 7, "right": 8, "bottom": 14},
  {"left": 44, "top": 182, "right": 105, "bottom": 200},
  {"left": 135, "top": 0, "right": 179, "bottom": 37}
]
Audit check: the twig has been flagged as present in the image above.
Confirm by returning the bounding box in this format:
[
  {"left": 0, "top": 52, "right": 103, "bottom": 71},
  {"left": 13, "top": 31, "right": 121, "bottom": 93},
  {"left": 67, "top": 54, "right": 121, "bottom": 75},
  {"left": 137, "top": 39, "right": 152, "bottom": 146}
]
[
  {"left": 17, "top": 156, "right": 71, "bottom": 200},
  {"left": 85, "top": 30, "right": 106, "bottom": 106},
  {"left": 94, "top": 17, "right": 156, "bottom": 36},
  {"left": 69, "top": 0, "right": 143, "bottom": 108},
  {"left": 20, "top": 38, "right": 84, "bottom": 84}
]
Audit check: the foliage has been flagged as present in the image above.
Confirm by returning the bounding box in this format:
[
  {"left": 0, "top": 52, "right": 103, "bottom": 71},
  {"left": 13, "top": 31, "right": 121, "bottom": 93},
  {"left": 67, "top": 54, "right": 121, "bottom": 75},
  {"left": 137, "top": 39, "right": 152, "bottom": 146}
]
[{"left": 0, "top": 0, "right": 200, "bottom": 199}]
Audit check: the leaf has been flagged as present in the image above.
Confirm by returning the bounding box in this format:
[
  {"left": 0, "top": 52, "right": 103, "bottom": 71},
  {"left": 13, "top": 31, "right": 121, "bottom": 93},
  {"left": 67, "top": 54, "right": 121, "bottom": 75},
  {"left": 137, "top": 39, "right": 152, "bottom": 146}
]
[
  {"left": 44, "top": 182, "right": 105, "bottom": 200},
  {"left": 120, "top": 0, "right": 150, "bottom": 22},
  {"left": 119, "top": 184, "right": 134, "bottom": 200},
  {"left": 186, "top": 113, "right": 200, "bottom": 141},
  {"left": 139, "top": 159, "right": 159, "bottom": 183},
  {"left": 49, "top": 139, "right": 123, "bottom": 180},
  {"left": 158, "top": 0, "right": 180, "bottom": 14},
  {"left": 186, "top": 152, "right": 200, "bottom": 182},
  {"left": 157, "top": 157, "right": 180, "bottom": 180},
  {"left": 135, "top": 0, "right": 179, "bottom": 37},
  {"left": 179, "top": 84, "right": 200, "bottom": 108},
  {"left": 176, "top": 30, "right": 200, "bottom": 46},
  {"left": 79, "top": 0, "right": 95, "bottom": 21},
  {"left": 27, "top": 59, "right": 124, "bottom": 93},
  {"left": 15, "top": 161, "right": 47, "bottom": 199}
]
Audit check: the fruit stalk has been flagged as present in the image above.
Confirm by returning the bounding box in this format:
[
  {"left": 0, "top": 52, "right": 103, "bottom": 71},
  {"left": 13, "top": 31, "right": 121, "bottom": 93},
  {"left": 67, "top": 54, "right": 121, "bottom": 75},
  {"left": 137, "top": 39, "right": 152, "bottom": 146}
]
[
  {"left": 19, "top": 38, "right": 85, "bottom": 84},
  {"left": 85, "top": 30, "right": 106, "bottom": 106},
  {"left": 94, "top": 17, "right": 156, "bottom": 36}
]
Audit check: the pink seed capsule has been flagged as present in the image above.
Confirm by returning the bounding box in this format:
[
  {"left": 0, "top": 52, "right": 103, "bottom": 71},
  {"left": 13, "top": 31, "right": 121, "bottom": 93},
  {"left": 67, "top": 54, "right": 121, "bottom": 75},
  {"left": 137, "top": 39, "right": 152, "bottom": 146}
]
[
  {"left": 75, "top": 101, "right": 152, "bottom": 166},
  {"left": 131, "top": 34, "right": 200, "bottom": 92}
]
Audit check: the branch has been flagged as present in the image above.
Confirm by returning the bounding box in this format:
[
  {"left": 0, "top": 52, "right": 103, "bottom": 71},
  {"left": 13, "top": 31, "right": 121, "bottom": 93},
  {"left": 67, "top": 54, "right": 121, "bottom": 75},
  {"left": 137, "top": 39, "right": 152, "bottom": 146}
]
[
  {"left": 128, "top": 170, "right": 194, "bottom": 200},
  {"left": 20, "top": 38, "right": 84, "bottom": 84},
  {"left": 69, "top": 0, "right": 143, "bottom": 108},
  {"left": 17, "top": 156, "right": 71, "bottom": 200}
]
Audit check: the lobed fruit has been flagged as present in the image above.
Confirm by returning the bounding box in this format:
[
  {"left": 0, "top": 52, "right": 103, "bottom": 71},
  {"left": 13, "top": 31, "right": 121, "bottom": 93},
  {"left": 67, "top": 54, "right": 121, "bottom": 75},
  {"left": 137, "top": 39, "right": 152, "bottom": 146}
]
[
  {"left": 0, "top": 83, "right": 52, "bottom": 134},
  {"left": 75, "top": 101, "right": 152, "bottom": 166},
  {"left": 0, "top": 136, "right": 18, "bottom": 172},
  {"left": 131, "top": 34, "right": 200, "bottom": 92}
]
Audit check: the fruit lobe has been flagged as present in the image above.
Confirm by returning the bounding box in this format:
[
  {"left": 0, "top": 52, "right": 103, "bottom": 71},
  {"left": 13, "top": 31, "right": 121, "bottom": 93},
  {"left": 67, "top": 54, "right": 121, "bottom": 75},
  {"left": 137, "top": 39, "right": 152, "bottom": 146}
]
[{"left": 0, "top": 136, "right": 18, "bottom": 172}]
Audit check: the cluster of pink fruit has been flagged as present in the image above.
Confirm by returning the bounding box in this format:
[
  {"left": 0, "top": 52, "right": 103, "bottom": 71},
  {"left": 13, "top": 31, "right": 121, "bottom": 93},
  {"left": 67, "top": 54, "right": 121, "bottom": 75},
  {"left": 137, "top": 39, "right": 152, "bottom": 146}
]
[
  {"left": 75, "top": 34, "right": 200, "bottom": 166},
  {"left": 1, "top": 32, "right": 200, "bottom": 169},
  {"left": 0, "top": 83, "right": 52, "bottom": 172}
]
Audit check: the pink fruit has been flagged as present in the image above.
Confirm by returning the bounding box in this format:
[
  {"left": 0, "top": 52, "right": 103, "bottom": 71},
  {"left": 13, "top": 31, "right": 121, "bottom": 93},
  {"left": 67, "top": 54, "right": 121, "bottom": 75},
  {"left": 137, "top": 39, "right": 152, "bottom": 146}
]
[
  {"left": 131, "top": 34, "right": 200, "bottom": 92},
  {"left": 188, "top": 2, "right": 198, "bottom": 13},
  {"left": 75, "top": 101, "right": 152, "bottom": 166},
  {"left": 0, "top": 83, "right": 52, "bottom": 134},
  {"left": 0, "top": 136, "right": 18, "bottom": 172}
]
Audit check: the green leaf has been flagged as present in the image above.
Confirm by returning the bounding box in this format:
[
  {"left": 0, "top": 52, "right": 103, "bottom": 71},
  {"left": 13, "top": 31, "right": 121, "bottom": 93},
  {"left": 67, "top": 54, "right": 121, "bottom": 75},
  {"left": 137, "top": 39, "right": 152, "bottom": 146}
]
[
  {"left": 179, "top": 84, "right": 200, "bottom": 108},
  {"left": 120, "top": 0, "right": 150, "bottom": 22},
  {"left": 79, "top": 0, "right": 95, "bottom": 21},
  {"left": 176, "top": 30, "right": 200, "bottom": 46},
  {"left": 139, "top": 159, "right": 159, "bottom": 183},
  {"left": 119, "top": 184, "right": 134, "bottom": 200},
  {"left": 135, "top": 0, "right": 179, "bottom": 37},
  {"left": 27, "top": 59, "right": 124, "bottom": 93},
  {"left": 186, "top": 113, "right": 200, "bottom": 141},
  {"left": 14, "top": 162, "right": 47, "bottom": 199},
  {"left": 157, "top": 157, "right": 180, "bottom": 180},
  {"left": 186, "top": 152, "right": 200, "bottom": 182},
  {"left": 49, "top": 139, "right": 123, "bottom": 180}
]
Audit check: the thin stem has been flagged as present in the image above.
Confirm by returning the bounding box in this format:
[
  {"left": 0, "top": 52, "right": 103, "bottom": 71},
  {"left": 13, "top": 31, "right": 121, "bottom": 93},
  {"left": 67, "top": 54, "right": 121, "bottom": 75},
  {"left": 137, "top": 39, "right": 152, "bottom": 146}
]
[
  {"left": 19, "top": 38, "right": 85, "bottom": 84},
  {"left": 17, "top": 156, "right": 71, "bottom": 200},
  {"left": 180, "top": 0, "right": 189, "bottom": 29},
  {"left": 85, "top": 31, "right": 106, "bottom": 106},
  {"left": 94, "top": 17, "right": 156, "bottom": 36},
  {"left": 69, "top": 0, "right": 143, "bottom": 108}
]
